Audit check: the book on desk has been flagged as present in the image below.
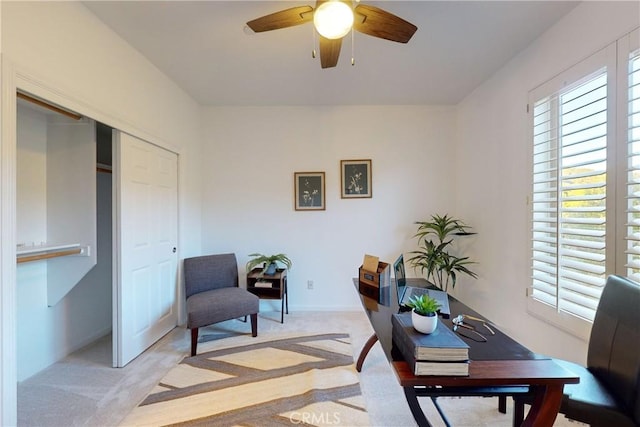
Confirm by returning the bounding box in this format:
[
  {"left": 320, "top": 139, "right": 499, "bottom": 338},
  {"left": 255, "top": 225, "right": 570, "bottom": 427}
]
[{"left": 392, "top": 312, "right": 470, "bottom": 376}]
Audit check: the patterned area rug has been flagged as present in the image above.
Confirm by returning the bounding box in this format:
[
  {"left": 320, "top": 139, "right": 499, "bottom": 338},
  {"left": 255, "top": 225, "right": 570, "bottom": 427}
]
[{"left": 120, "top": 333, "right": 370, "bottom": 426}]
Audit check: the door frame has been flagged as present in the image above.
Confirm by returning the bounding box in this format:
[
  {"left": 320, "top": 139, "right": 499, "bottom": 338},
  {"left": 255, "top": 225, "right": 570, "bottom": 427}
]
[{"left": 0, "top": 61, "right": 182, "bottom": 424}]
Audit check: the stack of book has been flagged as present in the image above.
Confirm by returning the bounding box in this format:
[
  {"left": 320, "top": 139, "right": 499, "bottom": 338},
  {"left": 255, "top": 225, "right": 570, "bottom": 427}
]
[
  {"left": 254, "top": 281, "right": 273, "bottom": 288},
  {"left": 392, "top": 312, "right": 470, "bottom": 376}
]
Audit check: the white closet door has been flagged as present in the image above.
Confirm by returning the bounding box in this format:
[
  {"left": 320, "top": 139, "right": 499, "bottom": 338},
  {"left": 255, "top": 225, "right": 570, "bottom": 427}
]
[{"left": 113, "top": 131, "right": 178, "bottom": 367}]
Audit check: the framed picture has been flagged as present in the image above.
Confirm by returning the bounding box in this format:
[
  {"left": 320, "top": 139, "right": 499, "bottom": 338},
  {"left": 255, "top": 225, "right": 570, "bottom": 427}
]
[
  {"left": 294, "top": 172, "right": 326, "bottom": 211},
  {"left": 341, "top": 159, "right": 372, "bottom": 198}
]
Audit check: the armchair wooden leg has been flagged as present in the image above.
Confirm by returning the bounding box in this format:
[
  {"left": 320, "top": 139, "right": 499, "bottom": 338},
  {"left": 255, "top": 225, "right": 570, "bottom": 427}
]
[
  {"left": 191, "top": 327, "right": 199, "bottom": 357},
  {"left": 250, "top": 313, "right": 258, "bottom": 337}
]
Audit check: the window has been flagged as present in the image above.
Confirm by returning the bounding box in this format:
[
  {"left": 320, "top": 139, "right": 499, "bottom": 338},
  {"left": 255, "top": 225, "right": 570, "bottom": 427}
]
[
  {"left": 529, "top": 29, "right": 639, "bottom": 339},
  {"left": 531, "top": 70, "right": 608, "bottom": 322},
  {"left": 626, "top": 46, "right": 640, "bottom": 281}
]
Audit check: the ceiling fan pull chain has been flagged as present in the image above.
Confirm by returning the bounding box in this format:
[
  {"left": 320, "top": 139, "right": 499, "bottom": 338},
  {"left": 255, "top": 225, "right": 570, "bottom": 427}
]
[
  {"left": 351, "top": 29, "right": 355, "bottom": 66},
  {"left": 311, "top": 24, "right": 317, "bottom": 59}
]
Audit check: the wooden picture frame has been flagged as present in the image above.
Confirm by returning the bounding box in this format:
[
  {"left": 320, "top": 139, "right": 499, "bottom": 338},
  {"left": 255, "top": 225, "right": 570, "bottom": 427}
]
[
  {"left": 341, "top": 159, "right": 372, "bottom": 198},
  {"left": 294, "top": 172, "right": 326, "bottom": 211}
]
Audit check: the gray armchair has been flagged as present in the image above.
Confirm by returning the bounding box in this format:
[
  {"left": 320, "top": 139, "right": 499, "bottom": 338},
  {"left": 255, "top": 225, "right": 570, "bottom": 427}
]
[{"left": 184, "top": 253, "right": 259, "bottom": 356}]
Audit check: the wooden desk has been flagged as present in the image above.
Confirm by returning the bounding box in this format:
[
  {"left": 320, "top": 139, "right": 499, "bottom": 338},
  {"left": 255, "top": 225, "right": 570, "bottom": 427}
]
[{"left": 353, "top": 278, "right": 579, "bottom": 427}]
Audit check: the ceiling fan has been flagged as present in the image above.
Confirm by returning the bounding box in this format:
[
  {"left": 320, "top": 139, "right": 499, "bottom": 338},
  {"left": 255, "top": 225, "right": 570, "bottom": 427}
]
[{"left": 246, "top": 0, "right": 418, "bottom": 69}]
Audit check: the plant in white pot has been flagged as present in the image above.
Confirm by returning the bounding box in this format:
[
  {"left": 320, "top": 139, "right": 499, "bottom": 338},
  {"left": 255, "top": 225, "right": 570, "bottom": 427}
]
[
  {"left": 406, "top": 294, "right": 441, "bottom": 334},
  {"left": 245, "top": 253, "right": 292, "bottom": 276}
]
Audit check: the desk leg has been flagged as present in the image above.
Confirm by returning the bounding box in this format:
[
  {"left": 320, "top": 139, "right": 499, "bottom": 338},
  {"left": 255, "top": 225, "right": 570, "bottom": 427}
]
[
  {"left": 404, "top": 386, "right": 432, "bottom": 427},
  {"left": 521, "top": 385, "right": 562, "bottom": 427},
  {"left": 430, "top": 397, "right": 452, "bottom": 427},
  {"left": 355, "top": 334, "right": 378, "bottom": 372},
  {"left": 499, "top": 395, "right": 507, "bottom": 413}
]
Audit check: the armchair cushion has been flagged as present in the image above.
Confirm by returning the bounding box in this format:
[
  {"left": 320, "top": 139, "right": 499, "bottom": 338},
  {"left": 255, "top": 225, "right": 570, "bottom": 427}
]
[{"left": 186, "top": 287, "right": 259, "bottom": 329}]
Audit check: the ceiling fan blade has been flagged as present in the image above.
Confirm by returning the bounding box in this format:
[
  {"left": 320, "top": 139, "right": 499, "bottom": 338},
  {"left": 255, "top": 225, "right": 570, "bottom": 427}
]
[
  {"left": 246, "top": 6, "right": 314, "bottom": 33},
  {"left": 353, "top": 4, "right": 417, "bottom": 43},
  {"left": 318, "top": 36, "right": 343, "bottom": 69}
]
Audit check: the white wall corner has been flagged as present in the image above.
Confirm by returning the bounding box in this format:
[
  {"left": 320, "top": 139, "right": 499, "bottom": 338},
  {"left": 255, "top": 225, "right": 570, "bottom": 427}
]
[{"left": 1, "top": 56, "right": 19, "bottom": 427}]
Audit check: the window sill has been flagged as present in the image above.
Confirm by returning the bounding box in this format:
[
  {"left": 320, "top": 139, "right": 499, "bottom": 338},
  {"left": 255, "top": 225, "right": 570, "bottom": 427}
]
[{"left": 526, "top": 297, "right": 592, "bottom": 342}]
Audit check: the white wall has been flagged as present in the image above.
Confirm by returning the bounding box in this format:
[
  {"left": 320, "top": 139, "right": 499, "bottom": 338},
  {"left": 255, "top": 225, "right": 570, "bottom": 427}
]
[
  {"left": 455, "top": 1, "right": 640, "bottom": 364},
  {"left": 15, "top": 106, "right": 49, "bottom": 380},
  {"left": 16, "top": 106, "right": 46, "bottom": 246},
  {"left": 0, "top": 2, "right": 13, "bottom": 423},
  {"left": 1, "top": 2, "right": 203, "bottom": 422},
  {"left": 201, "top": 105, "right": 457, "bottom": 310}
]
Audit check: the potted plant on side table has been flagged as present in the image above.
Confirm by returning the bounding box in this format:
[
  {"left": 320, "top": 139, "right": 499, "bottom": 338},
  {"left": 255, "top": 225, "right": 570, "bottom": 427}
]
[
  {"left": 246, "top": 253, "right": 292, "bottom": 276},
  {"left": 407, "top": 294, "right": 441, "bottom": 334}
]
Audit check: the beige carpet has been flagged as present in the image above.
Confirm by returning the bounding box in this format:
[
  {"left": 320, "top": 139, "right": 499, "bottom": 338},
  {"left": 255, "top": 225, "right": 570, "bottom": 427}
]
[
  {"left": 120, "top": 332, "right": 370, "bottom": 426},
  {"left": 19, "top": 311, "right": 583, "bottom": 426}
]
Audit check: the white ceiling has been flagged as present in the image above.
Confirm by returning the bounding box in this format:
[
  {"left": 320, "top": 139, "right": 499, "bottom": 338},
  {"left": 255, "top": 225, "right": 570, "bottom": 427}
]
[{"left": 83, "top": 1, "right": 579, "bottom": 106}]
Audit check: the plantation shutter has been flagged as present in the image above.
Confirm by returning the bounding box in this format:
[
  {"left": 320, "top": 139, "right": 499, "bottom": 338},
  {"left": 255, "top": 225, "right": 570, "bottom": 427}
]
[
  {"left": 626, "top": 48, "right": 640, "bottom": 282},
  {"left": 531, "top": 69, "right": 608, "bottom": 322}
]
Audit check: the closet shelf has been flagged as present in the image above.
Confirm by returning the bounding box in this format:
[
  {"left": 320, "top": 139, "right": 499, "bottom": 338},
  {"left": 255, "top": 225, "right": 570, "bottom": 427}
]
[{"left": 16, "top": 243, "right": 88, "bottom": 264}]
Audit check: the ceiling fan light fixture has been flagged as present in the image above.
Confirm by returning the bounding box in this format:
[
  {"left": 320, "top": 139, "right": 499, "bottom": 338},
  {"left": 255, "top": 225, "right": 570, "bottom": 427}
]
[{"left": 313, "top": 1, "right": 354, "bottom": 40}]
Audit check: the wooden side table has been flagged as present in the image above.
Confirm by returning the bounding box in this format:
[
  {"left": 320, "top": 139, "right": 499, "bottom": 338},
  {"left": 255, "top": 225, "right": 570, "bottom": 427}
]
[{"left": 246, "top": 267, "right": 288, "bottom": 323}]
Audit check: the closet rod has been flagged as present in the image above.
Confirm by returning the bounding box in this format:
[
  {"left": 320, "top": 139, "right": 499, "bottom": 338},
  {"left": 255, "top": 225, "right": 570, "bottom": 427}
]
[
  {"left": 17, "top": 248, "right": 82, "bottom": 264},
  {"left": 97, "top": 166, "right": 112, "bottom": 174},
  {"left": 17, "top": 92, "right": 83, "bottom": 121},
  {"left": 97, "top": 163, "right": 112, "bottom": 174}
]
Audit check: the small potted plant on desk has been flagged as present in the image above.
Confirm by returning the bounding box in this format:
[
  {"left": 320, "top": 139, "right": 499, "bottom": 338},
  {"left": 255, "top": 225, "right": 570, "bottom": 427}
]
[
  {"left": 246, "top": 253, "right": 292, "bottom": 276},
  {"left": 407, "top": 294, "right": 441, "bottom": 334}
]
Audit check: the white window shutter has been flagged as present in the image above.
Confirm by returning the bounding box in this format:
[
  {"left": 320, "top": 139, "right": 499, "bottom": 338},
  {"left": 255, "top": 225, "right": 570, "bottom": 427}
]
[
  {"left": 626, "top": 48, "right": 640, "bottom": 282},
  {"left": 531, "top": 71, "right": 608, "bottom": 322}
]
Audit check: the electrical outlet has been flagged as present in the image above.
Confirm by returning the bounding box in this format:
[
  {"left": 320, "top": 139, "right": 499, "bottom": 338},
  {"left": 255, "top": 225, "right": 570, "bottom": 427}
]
[{"left": 307, "top": 280, "right": 314, "bottom": 290}]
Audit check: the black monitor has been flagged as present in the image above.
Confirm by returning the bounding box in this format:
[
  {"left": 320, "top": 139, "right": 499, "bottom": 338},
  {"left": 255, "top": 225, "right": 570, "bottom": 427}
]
[{"left": 393, "top": 254, "right": 407, "bottom": 296}]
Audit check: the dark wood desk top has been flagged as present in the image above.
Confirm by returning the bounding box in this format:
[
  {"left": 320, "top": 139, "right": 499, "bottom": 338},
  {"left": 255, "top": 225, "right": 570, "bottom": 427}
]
[
  {"left": 353, "top": 277, "right": 579, "bottom": 386},
  {"left": 394, "top": 359, "right": 580, "bottom": 387}
]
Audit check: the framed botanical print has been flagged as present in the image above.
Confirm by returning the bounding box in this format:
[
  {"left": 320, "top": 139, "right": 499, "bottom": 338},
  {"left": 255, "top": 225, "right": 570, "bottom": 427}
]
[
  {"left": 294, "top": 172, "right": 326, "bottom": 211},
  {"left": 341, "top": 159, "right": 372, "bottom": 198}
]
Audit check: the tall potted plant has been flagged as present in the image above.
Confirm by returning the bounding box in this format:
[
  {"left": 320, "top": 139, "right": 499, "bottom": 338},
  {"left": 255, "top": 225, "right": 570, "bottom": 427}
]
[{"left": 407, "top": 214, "right": 477, "bottom": 292}]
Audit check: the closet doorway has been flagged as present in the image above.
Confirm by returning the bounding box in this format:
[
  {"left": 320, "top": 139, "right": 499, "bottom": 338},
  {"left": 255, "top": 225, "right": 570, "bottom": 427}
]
[{"left": 16, "top": 94, "right": 178, "bottom": 377}]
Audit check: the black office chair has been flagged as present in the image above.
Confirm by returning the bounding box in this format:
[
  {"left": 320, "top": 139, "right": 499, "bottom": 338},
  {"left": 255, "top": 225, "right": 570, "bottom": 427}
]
[
  {"left": 512, "top": 274, "right": 640, "bottom": 426},
  {"left": 184, "top": 253, "right": 259, "bottom": 356}
]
